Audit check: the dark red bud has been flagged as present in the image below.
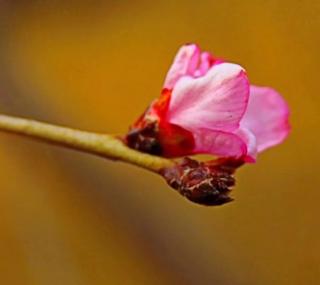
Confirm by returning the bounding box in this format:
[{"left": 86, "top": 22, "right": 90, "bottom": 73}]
[{"left": 161, "top": 157, "right": 243, "bottom": 206}]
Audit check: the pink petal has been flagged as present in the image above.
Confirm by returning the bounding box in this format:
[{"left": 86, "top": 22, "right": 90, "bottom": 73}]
[
  {"left": 193, "top": 128, "right": 247, "bottom": 157},
  {"left": 234, "top": 128, "right": 257, "bottom": 162},
  {"left": 167, "top": 63, "right": 250, "bottom": 133},
  {"left": 163, "top": 44, "right": 200, "bottom": 89},
  {"left": 194, "top": 52, "right": 214, "bottom": 77},
  {"left": 240, "top": 85, "right": 290, "bottom": 152}
]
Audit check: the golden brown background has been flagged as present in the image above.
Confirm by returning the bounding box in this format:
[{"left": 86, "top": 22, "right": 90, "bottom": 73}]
[{"left": 0, "top": 1, "right": 319, "bottom": 284}]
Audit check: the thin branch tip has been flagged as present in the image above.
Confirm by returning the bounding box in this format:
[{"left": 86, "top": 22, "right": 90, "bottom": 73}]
[{"left": 0, "top": 113, "right": 173, "bottom": 172}]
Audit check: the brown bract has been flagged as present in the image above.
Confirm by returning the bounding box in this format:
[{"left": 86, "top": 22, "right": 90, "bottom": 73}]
[
  {"left": 160, "top": 157, "right": 243, "bottom": 206},
  {"left": 126, "top": 121, "right": 163, "bottom": 156}
]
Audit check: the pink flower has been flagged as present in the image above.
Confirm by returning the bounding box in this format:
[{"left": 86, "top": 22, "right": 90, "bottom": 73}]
[{"left": 127, "top": 44, "right": 290, "bottom": 162}]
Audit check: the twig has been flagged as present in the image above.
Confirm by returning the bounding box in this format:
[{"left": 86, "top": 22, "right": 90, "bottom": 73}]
[{"left": 0, "top": 114, "right": 174, "bottom": 172}]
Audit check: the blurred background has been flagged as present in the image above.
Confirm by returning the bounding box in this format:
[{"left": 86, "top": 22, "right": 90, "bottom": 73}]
[{"left": 0, "top": 1, "right": 319, "bottom": 284}]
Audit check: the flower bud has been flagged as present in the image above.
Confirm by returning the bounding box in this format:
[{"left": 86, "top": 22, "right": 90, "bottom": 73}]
[{"left": 161, "top": 157, "right": 243, "bottom": 206}]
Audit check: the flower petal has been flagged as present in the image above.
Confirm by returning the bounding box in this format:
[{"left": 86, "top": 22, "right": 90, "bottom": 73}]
[
  {"left": 240, "top": 85, "right": 290, "bottom": 152},
  {"left": 163, "top": 44, "right": 200, "bottom": 89},
  {"left": 193, "top": 128, "right": 247, "bottom": 157},
  {"left": 167, "top": 63, "right": 250, "bottom": 132},
  {"left": 234, "top": 128, "right": 257, "bottom": 162},
  {"left": 193, "top": 52, "right": 214, "bottom": 77}
]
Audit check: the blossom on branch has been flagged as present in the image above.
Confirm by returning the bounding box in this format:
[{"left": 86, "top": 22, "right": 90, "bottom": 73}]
[{"left": 127, "top": 44, "right": 290, "bottom": 163}]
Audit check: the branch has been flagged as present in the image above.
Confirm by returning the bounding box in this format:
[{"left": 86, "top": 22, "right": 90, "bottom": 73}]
[
  {"left": 0, "top": 113, "right": 239, "bottom": 206},
  {"left": 0, "top": 114, "right": 174, "bottom": 172}
]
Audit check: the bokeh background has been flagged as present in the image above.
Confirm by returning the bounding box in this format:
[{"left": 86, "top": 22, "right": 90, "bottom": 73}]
[{"left": 0, "top": 1, "right": 319, "bottom": 284}]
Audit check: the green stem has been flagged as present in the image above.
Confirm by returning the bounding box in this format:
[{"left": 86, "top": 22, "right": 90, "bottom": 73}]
[{"left": 0, "top": 114, "right": 174, "bottom": 172}]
